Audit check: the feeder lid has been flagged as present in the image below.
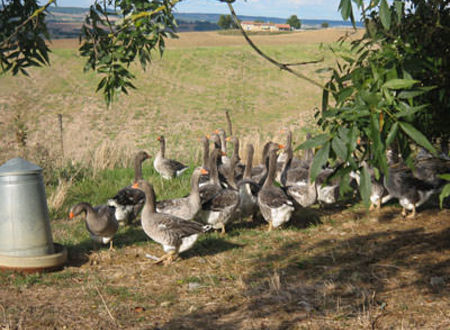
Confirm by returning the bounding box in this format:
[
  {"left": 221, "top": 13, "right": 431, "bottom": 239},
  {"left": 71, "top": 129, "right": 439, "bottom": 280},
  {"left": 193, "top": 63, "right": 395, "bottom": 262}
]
[{"left": 0, "top": 157, "right": 42, "bottom": 176}]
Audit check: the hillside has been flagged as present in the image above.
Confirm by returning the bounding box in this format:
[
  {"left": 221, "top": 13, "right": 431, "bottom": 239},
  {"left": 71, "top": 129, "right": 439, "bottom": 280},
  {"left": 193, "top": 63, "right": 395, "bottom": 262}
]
[{"left": 45, "top": 7, "right": 363, "bottom": 38}]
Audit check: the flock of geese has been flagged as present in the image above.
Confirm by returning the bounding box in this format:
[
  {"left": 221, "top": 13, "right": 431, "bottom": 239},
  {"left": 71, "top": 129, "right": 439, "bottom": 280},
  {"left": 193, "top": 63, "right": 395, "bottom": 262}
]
[{"left": 69, "top": 126, "right": 450, "bottom": 265}]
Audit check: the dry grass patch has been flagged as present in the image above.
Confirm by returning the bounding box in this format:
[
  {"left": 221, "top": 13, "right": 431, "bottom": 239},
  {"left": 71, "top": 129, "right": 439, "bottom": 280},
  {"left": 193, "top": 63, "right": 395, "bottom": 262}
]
[{"left": 1, "top": 206, "right": 449, "bottom": 329}]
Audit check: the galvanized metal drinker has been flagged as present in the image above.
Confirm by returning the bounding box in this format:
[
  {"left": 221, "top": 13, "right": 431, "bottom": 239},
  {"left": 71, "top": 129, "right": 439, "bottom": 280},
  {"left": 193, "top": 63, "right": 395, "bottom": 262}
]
[{"left": 0, "top": 157, "right": 67, "bottom": 272}]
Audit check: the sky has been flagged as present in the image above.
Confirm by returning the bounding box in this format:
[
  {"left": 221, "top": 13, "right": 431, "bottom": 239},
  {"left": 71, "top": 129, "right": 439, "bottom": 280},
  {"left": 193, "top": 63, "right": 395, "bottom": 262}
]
[{"left": 51, "top": 0, "right": 350, "bottom": 20}]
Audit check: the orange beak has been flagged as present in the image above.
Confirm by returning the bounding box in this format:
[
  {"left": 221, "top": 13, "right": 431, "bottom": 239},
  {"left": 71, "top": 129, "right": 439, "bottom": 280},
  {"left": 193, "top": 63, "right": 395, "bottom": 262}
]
[
  {"left": 200, "top": 168, "right": 209, "bottom": 175},
  {"left": 278, "top": 144, "right": 285, "bottom": 149},
  {"left": 214, "top": 129, "right": 219, "bottom": 134},
  {"left": 69, "top": 211, "right": 74, "bottom": 219},
  {"left": 132, "top": 182, "right": 139, "bottom": 189},
  {"left": 226, "top": 136, "right": 232, "bottom": 142},
  {"left": 221, "top": 151, "right": 227, "bottom": 156},
  {"left": 157, "top": 136, "right": 161, "bottom": 141}
]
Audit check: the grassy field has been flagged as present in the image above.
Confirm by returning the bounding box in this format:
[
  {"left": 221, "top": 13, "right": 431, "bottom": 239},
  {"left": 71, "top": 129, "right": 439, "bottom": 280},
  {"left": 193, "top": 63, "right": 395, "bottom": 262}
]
[{"left": 1, "top": 29, "right": 449, "bottom": 329}]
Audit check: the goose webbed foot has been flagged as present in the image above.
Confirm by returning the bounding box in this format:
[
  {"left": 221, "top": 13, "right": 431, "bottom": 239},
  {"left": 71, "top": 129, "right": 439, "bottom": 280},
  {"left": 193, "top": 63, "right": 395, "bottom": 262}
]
[
  {"left": 401, "top": 208, "right": 407, "bottom": 219},
  {"left": 406, "top": 205, "right": 417, "bottom": 219},
  {"left": 153, "top": 251, "right": 178, "bottom": 266}
]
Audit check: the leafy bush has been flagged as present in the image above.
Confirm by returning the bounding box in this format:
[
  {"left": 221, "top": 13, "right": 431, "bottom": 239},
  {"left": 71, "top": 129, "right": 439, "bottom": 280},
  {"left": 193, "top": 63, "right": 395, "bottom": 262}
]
[{"left": 298, "top": 0, "right": 450, "bottom": 205}]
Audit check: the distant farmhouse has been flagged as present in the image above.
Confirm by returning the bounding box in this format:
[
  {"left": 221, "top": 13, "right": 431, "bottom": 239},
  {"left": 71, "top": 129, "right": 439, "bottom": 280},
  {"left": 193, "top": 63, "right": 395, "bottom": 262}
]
[{"left": 241, "top": 21, "right": 291, "bottom": 32}]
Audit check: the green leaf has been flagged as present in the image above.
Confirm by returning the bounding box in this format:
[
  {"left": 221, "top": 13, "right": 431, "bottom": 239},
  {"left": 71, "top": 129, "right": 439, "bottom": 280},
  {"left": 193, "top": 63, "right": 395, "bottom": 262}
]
[
  {"left": 332, "top": 136, "right": 347, "bottom": 160},
  {"left": 379, "top": 0, "right": 391, "bottom": 30},
  {"left": 394, "top": 0, "right": 403, "bottom": 22},
  {"left": 359, "top": 165, "right": 372, "bottom": 207},
  {"left": 398, "top": 121, "right": 436, "bottom": 154},
  {"left": 397, "top": 86, "right": 436, "bottom": 99},
  {"left": 295, "top": 134, "right": 329, "bottom": 151},
  {"left": 439, "top": 183, "right": 450, "bottom": 208},
  {"left": 310, "top": 141, "right": 330, "bottom": 182},
  {"left": 386, "top": 122, "right": 398, "bottom": 147},
  {"left": 382, "top": 79, "right": 419, "bottom": 89},
  {"left": 339, "top": 0, "right": 352, "bottom": 21},
  {"left": 322, "top": 87, "right": 329, "bottom": 113},
  {"left": 396, "top": 103, "right": 428, "bottom": 118},
  {"left": 438, "top": 174, "right": 450, "bottom": 181}
]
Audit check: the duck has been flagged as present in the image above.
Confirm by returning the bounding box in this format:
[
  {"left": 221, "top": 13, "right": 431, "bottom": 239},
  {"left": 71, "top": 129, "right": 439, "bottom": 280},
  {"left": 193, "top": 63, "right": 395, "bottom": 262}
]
[
  {"left": 154, "top": 135, "right": 188, "bottom": 179},
  {"left": 280, "top": 146, "right": 317, "bottom": 208},
  {"left": 257, "top": 144, "right": 295, "bottom": 231},
  {"left": 196, "top": 149, "right": 240, "bottom": 234},
  {"left": 156, "top": 167, "right": 208, "bottom": 220},
  {"left": 69, "top": 202, "right": 119, "bottom": 250},
  {"left": 132, "top": 180, "right": 211, "bottom": 265},
  {"left": 107, "top": 151, "right": 150, "bottom": 225}
]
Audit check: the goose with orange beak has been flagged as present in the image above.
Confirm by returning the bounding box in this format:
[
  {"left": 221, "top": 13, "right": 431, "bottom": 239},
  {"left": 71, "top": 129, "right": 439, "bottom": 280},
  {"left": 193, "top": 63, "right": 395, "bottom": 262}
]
[
  {"left": 69, "top": 202, "right": 119, "bottom": 250},
  {"left": 132, "top": 180, "right": 211, "bottom": 265}
]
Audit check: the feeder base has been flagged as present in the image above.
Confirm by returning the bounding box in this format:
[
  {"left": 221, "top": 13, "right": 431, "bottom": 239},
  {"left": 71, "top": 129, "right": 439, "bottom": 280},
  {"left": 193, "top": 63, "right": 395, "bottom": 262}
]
[{"left": 0, "top": 243, "right": 67, "bottom": 273}]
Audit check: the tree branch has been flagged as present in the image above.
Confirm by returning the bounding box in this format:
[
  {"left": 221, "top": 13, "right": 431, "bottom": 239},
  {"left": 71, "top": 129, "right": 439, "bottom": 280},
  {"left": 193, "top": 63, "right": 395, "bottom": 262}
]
[
  {"left": 284, "top": 58, "right": 324, "bottom": 67},
  {"left": 226, "top": 2, "right": 329, "bottom": 91},
  {"left": 0, "top": 0, "right": 56, "bottom": 49}
]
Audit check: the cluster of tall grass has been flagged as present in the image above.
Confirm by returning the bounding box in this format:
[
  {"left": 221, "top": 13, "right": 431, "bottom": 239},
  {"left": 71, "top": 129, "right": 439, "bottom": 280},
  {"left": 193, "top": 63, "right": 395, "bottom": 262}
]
[{"left": 1, "top": 116, "right": 318, "bottom": 222}]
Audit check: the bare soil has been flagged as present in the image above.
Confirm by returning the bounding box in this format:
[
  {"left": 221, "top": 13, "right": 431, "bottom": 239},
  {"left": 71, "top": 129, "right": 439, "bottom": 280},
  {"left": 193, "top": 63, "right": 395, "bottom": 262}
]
[{"left": 51, "top": 28, "right": 364, "bottom": 49}]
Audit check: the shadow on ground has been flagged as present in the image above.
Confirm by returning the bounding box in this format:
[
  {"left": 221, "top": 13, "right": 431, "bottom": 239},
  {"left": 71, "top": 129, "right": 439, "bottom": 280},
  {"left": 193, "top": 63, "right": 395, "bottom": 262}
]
[{"left": 162, "top": 209, "right": 450, "bottom": 329}]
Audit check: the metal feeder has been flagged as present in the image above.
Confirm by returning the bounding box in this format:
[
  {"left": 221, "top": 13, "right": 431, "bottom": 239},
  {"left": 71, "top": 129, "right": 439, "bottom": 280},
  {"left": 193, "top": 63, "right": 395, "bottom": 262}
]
[{"left": 0, "top": 157, "right": 67, "bottom": 272}]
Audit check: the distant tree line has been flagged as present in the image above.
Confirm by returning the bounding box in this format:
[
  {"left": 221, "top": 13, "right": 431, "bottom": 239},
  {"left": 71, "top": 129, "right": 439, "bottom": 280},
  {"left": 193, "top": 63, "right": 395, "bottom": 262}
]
[{"left": 217, "top": 14, "right": 238, "bottom": 30}]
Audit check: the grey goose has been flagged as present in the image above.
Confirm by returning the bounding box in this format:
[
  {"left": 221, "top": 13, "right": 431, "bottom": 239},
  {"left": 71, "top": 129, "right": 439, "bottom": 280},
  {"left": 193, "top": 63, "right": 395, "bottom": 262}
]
[
  {"left": 132, "top": 180, "right": 211, "bottom": 265},
  {"left": 107, "top": 151, "right": 150, "bottom": 225},
  {"left": 154, "top": 135, "right": 188, "bottom": 179},
  {"left": 280, "top": 146, "right": 317, "bottom": 208},
  {"left": 156, "top": 167, "right": 208, "bottom": 220},
  {"left": 257, "top": 144, "right": 294, "bottom": 231},
  {"left": 69, "top": 202, "right": 119, "bottom": 250},
  {"left": 197, "top": 149, "right": 240, "bottom": 234}
]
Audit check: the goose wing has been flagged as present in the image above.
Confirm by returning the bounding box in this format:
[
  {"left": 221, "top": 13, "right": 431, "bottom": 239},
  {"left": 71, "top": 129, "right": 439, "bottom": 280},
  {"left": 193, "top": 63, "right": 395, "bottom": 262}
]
[{"left": 156, "top": 215, "right": 208, "bottom": 238}]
